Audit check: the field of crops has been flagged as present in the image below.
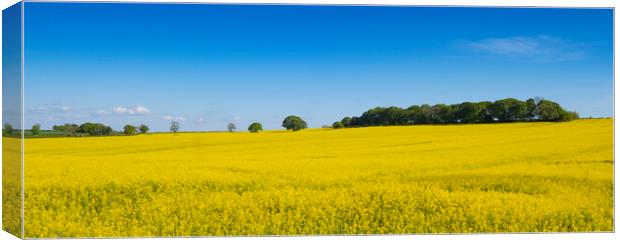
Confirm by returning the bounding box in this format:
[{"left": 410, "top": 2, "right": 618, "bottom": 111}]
[{"left": 21, "top": 119, "right": 613, "bottom": 238}]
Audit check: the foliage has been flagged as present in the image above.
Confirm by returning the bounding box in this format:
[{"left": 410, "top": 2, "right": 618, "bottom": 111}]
[
  {"left": 340, "top": 117, "right": 352, "bottom": 127},
  {"left": 332, "top": 121, "right": 344, "bottom": 129},
  {"left": 22, "top": 119, "right": 613, "bottom": 237},
  {"left": 3, "top": 123, "right": 14, "bottom": 136},
  {"left": 282, "top": 115, "right": 307, "bottom": 131},
  {"left": 344, "top": 98, "right": 576, "bottom": 128},
  {"left": 139, "top": 124, "right": 149, "bottom": 134},
  {"left": 31, "top": 124, "right": 41, "bottom": 135},
  {"left": 123, "top": 125, "right": 137, "bottom": 136},
  {"left": 77, "top": 122, "right": 113, "bottom": 136},
  {"left": 52, "top": 123, "right": 79, "bottom": 136},
  {"left": 248, "top": 122, "right": 263, "bottom": 133}
]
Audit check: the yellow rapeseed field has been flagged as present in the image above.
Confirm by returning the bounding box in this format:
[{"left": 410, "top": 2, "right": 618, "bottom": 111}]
[{"left": 21, "top": 119, "right": 613, "bottom": 237}]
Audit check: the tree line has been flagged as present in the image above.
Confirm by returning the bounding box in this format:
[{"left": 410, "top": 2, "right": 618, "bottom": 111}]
[
  {"left": 332, "top": 97, "right": 578, "bottom": 128},
  {"left": 1, "top": 98, "right": 579, "bottom": 137},
  {"left": 1, "top": 122, "right": 152, "bottom": 137},
  {"left": 50, "top": 123, "right": 149, "bottom": 136}
]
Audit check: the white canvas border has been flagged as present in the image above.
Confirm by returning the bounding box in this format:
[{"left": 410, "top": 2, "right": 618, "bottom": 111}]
[{"left": 0, "top": 0, "right": 616, "bottom": 240}]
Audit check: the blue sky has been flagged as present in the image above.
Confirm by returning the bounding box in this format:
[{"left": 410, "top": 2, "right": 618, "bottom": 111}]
[
  {"left": 3, "top": 2, "right": 21, "bottom": 129},
  {"left": 23, "top": 3, "right": 613, "bottom": 131}
]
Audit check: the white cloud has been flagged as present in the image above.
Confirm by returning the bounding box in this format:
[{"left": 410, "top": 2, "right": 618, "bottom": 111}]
[
  {"left": 135, "top": 105, "right": 152, "bottom": 114},
  {"left": 163, "top": 115, "right": 185, "bottom": 122},
  {"left": 463, "top": 35, "right": 585, "bottom": 61},
  {"left": 30, "top": 104, "right": 73, "bottom": 114},
  {"left": 112, "top": 105, "right": 152, "bottom": 115},
  {"left": 113, "top": 106, "right": 132, "bottom": 114}
]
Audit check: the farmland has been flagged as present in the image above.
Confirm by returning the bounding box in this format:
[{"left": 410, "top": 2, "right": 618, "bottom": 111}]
[{"left": 22, "top": 119, "right": 613, "bottom": 237}]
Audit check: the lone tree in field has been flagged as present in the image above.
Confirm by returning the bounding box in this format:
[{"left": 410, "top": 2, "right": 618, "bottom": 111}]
[
  {"left": 3, "top": 123, "right": 13, "bottom": 136},
  {"left": 170, "top": 121, "right": 180, "bottom": 133},
  {"left": 282, "top": 115, "right": 307, "bottom": 131},
  {"left": 123, "top": 125, "right": 137, "bottom": 136},
  {"left": 31, "top": 123, "right": 41, "bottom": 135},
  {"left": 332, "top": 121, "right": 344, "bottom": 129},
  {"left": 248, "top": 122, "right": 263, "bottom": 133},
  {"left": 227, "top": 122, "right": 237, "bottom": 132},
  {"left": 139, "top": 124, "right": 149, "bottom": 134}
]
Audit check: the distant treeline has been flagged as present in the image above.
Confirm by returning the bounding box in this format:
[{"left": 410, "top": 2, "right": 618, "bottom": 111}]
[
  {"left": 1, "top": 97, "right": 581, "bottom": 138},
  {"left": 333, "top": 98, "right": 578, "bottom": 128},
  {"left": 1, "top": 122, "right": 150, "bottom": 138},
  {"left": 49, "top": 123, "right": 149, "bottom": 137}
]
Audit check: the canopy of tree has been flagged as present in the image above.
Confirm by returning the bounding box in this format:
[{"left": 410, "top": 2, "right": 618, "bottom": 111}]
[
  {"left": 53, "top": 123, "right": 79, "bottom": 136},
  {"left": 339, "top": 98, "right": 578, "bottom": 128},
  {"left": 31, "top": 124, "right": 41, "bottom": 135},
  {"left": 3, "top": 123, "right": 14, "bottom": 136},
  {"left": 139, "top": 124, "right": 149, "bottom": 134},
  {"left": 282, "top": 115, "right": 308, "bottom": 131},
  {"left": 77, "top": 122, "right": 114, "bottom": 136},
  {"left": 248, "top": 122, "right": 263, "bottom": 133},
  {"left": 332, "top": 121, "right": 345, "bottom": 129},
  {"left": 123, "top": 125, "right": 137, "bottom": 136}
]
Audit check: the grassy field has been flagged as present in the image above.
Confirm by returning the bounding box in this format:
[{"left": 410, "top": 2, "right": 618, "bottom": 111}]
[{"left": 21, "top": 119, "right": 613, "bottom": 237}]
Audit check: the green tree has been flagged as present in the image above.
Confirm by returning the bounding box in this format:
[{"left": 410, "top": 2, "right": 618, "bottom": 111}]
[
  {"left": 489, "top": 98, "right": 527, "bottom": 122},
  {"left": 227, "top": 123, "right": 237, "bottom": 132},
  {"left": 477, "top": 101, "right": 494, "bottom": 123},
  {"left": 77, "top": 122, "right": 113, "bottom": 136},
  {"left": 31, "top": 124, "right": 41, "bottom": 135},
  {"left": 406, "top": 105, "right": 422, "bottom": 124},
  {"left": 335, "top": 97, "right": 577, "bottom": 127},
  {"left": 123, "top": 125, "right": 137, "bottom": 136},
  {"left": 525, "top": 98, "right": 538, "bottom": 120},
  {"left": 488, "top": 99, "right": 514, "bottom": 122},
  {"left": 560, "top": 111, "right": 579, "bottom": 121},
  {"left": 3, "top": 123, "right": 14, "bottom": 136},
  {"left": 282, "top": 115, "right": 307, "bottom": 131},
  {"left": 420, "top": 104, "right": 432, "bottom": 124},
  {"left": 455, "top": 102, "right": 480, "bottom": 123},
  {"left": 340, "top": 117, "right": 352, "bottom": 127},
  {"left": 537, "top": 100, "right": 563, "bottom": 121},
  {"left": 332, "top": 121, "right": 344, "bottom": 129},
  {"left": 430, "top": 104, "right": 453, "bottom": 123},
  {"left": 350, "top": 117, "right": 360, "bottom": 127},
  {"left": 507, "top": 99, "right": 528, "bottom": 121},
  {"left": 139, "top": 124, "right": 149, "bottom": 134},
  {"left": 248, "top": 122, "right": 263, "bottom": 133},
  {"left": 104, "top": 126, "right": 113, "bottom": 135}
]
